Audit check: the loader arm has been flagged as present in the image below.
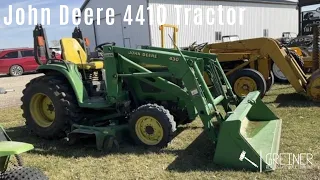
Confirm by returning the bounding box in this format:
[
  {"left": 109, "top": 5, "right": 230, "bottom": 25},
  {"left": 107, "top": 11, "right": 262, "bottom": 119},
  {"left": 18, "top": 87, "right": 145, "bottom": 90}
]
[
  {"left": 104, "top": 46, "right": 228, "bottom": 137},
  {"left": 203, "top": 37, "right": 308, "bottom": 94},
  {"left": 103, "top": 46, "right": 282, "bottom": 171},
  {"left": 140, "top": 45, "right": 238, "bottom": 101}
]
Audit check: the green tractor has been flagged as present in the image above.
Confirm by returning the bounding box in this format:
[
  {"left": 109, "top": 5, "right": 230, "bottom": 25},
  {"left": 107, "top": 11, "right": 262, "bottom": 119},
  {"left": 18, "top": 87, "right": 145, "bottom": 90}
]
[
  {"left": 0, "top": 88, "right": 48, "bottom": 180},
  {"left": 21, "top": 24, "right": 282, "bottom": 171}
]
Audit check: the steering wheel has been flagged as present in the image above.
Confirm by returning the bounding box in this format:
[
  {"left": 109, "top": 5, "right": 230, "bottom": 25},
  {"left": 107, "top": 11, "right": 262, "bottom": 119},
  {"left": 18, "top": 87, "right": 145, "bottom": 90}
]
[
  {"left": 196, "top": 42, "right": 208, "bottom": 48},
  {"left": 95, "top": 42, "right": 116, "bottom": 52},
  {"left": 194, "top": 42, "right": 208, "bottom": 52},
  {"left": 283, "top": 45, "right": 291, "bottom": 55},
  {"left": 190, "top": 41, "right": 197, "bottom": 47},
  {"left": 188, "top": 41, "right": 197, "bottom": 51}
]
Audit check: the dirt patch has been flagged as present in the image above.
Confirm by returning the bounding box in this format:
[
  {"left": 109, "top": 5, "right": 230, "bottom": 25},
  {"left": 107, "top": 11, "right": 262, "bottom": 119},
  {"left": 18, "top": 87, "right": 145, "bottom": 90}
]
[{"left": 0, "top": 73, "right": 43, "bottom": 108}]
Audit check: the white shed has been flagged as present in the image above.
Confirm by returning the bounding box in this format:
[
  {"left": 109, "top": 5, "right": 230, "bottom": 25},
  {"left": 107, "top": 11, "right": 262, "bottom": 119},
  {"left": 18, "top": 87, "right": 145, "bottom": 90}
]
[{"left": 79, "top": 0, "right": 299, "bottom": 50}]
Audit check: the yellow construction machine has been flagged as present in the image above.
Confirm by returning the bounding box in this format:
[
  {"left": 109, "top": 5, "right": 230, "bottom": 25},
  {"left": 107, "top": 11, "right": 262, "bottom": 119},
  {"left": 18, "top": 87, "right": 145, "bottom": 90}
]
[
  {"left": 278, "top": 34, "right": 314, "bottom": 73},
  {"left": 202, "top": 37, "right": 320, "bottom": 102},
  {"left": 158, "top": 24, "right": 320, "bottom": 101},
  {"left": 289, "top": 46, "right": 313, "bottom": 72}
]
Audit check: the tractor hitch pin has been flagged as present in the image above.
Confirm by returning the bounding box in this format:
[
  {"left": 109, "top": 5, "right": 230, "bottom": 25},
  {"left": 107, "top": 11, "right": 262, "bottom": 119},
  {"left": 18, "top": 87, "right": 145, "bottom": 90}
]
[{"left": 239, "top": 151, "right": 259, "bottom": 168}]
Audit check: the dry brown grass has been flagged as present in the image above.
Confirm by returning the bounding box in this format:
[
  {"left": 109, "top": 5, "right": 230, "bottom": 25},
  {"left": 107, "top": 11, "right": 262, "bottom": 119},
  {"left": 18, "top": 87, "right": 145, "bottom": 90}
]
[{"left": 0, "top": 84, "right": 319, "bottom": 180}]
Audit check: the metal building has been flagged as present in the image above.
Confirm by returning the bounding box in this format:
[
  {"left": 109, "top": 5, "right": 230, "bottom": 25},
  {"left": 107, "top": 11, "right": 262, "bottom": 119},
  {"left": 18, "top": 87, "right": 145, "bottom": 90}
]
[{"left": 79, "top": 0, "right": 299, "bottom": 50}]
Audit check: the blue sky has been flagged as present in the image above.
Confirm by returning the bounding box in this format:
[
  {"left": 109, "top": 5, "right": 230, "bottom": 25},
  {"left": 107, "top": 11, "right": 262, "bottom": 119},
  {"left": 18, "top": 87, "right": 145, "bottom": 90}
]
[
  {"left": 0, "top": 0, "right": 84, "bottom": 49},
  {"left": 0, "top": 1, "right": 319, "bottom": 49},
  {"left": 303, "top": 4, "right": 320, "bottom": 11}
]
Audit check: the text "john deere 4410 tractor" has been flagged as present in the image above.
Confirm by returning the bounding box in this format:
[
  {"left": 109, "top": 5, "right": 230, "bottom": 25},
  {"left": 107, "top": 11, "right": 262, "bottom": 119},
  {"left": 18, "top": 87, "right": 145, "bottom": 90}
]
[{"left": 21, "top": 25, "right": 282, "bottom": 171}]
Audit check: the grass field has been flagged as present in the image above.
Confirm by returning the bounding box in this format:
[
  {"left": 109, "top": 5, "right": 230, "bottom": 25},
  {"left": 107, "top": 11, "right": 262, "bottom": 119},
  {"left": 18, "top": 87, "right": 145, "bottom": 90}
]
[{"left": 0, "top": 84, "right": 319, "bottom": 180}]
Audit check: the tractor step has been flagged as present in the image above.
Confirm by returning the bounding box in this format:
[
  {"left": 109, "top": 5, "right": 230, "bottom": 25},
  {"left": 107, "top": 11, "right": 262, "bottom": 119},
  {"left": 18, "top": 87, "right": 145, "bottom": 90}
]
[
  {"left": 67, "top": 124, "right": 129, "bottom": 152},
  {"left": 82, "top": 97, "right": 109, "bottom": 108}
]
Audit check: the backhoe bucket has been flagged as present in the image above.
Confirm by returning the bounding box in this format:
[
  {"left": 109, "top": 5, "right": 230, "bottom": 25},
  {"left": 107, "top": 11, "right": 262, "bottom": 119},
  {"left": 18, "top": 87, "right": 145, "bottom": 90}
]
[{"left": 214, "top": 91, "right": 282, "bottom": 171}]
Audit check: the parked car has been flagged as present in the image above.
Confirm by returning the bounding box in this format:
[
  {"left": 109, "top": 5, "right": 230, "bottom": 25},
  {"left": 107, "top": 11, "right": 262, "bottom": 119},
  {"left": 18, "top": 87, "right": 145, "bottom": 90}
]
[
  {"left": 0, "top": 47, "right": 60, "bottom": 76},
  {"left": 276, "top": 32, "right": 298, "bottom": 46},
  {"left": 49, "top": 46, "right": 62, "bottom": 55}
]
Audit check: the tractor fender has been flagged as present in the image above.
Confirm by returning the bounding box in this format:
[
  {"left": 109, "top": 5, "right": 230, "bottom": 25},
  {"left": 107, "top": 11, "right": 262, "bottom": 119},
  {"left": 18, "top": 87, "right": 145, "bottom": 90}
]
[{"left": 37, "top": 63, "right": 89, "bottom": 105}]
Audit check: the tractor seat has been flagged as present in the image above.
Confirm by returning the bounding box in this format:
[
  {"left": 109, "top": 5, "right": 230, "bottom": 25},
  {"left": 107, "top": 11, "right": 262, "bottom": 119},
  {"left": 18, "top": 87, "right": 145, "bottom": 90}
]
[{"left": 60, "top": 38, "right": 104, "bottom": 70}]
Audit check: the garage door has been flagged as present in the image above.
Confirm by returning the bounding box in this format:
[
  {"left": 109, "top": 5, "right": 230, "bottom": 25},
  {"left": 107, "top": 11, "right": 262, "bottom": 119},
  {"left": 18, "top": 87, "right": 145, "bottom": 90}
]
[{"left": 94, "top": 14, "right": 124, "bottom": 47}]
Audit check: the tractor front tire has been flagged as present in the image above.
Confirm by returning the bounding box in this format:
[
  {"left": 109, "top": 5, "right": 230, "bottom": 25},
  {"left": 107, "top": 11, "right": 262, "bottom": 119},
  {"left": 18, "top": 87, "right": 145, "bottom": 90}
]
[
  {"left": 129, "top": 104, "right": 176, "bottom": 148},
  {"left": 21, "top": 75, "right": 82, "bottom": 139},
  {"left": 0, "top": 167, "right": 48, "bottom": 180},
  {"left": 266, "top": 71, "right": 275, "bottom": 92},
  {"left": 228, "top": 68, "right": 267, "bottom": 98}
]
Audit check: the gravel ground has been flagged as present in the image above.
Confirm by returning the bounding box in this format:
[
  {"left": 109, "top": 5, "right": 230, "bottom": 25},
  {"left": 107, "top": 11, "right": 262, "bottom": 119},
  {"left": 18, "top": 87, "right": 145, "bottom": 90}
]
[{"left": 0, "top": 73, "right": 43, "bottom": 108}]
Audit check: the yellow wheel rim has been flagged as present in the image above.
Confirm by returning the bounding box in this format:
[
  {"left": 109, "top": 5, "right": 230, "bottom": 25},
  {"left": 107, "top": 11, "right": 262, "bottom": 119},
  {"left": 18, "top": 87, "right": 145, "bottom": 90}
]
[
  {"left": 234, "top": 77, "right": 257, "bottom": 96},
  {"left": 135, "top": 116, "right": 164, "bottom": 145},
  {"left": 29, "top": 93, "right": 56, "bottom": 128},
  {"left": 307, "top": 72, "right": 320, "bottom": 102},
  {"left": 309, "top": 78, "right": 320, "bottom": 98}
]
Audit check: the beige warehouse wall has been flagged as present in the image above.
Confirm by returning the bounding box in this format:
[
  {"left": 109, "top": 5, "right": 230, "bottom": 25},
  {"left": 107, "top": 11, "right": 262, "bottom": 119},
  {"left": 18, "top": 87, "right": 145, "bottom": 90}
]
[{"left": 149, "top": 0, "right": 298, "bottom": 48}]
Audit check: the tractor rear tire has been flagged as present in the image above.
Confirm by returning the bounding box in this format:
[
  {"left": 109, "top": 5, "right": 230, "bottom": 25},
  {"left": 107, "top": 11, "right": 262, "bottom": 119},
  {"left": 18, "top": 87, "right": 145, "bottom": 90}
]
[
  {"left": 228, "top": 68, "right": 267, "bottom": 98},
  {"left": 272, "top": 51, "right": 304, "bottom": 83},
  {"left": 0, "top": 167, "right": 48, "bottom": 180},
  {"left": 129, "top": 104, "right": 176, "bottom": 148},
  {"left": 21, "top": 75, "right": 82, "bottom": 139},
  {"left": 272, "top": 63, "right": 288, "bottom": 83}
]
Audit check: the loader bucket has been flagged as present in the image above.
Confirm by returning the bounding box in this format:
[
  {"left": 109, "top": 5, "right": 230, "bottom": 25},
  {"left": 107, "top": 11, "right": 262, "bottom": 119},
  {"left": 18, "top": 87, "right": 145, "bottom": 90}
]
[{"left": 214, "top": 91, "right": 282, "bottom": 171}]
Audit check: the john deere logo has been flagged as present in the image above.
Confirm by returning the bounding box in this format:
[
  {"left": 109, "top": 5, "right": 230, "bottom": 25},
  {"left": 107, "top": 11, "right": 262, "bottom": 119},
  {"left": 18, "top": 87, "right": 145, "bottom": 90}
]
[
  {"left": 104, "top": 53, "right": 114, "bottom": 57},
  {"left": 128, "top": 51, "right": 158, "bottom": 58}
]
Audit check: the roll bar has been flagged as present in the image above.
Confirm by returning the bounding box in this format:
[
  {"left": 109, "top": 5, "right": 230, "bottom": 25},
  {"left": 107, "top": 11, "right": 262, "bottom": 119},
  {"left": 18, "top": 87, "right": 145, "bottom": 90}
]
[{"left": 33, "top": 24, "right": 52, "bottom": 65}]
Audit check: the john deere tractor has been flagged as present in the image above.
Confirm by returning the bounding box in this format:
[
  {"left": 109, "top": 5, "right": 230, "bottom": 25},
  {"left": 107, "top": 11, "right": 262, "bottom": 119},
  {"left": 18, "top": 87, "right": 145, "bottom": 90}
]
[
  {"left": 0, "top": 88, "right": 48, "bottom": 180},
  {"left": 21, "top": 24, "right": 283, "bottom": 171}
]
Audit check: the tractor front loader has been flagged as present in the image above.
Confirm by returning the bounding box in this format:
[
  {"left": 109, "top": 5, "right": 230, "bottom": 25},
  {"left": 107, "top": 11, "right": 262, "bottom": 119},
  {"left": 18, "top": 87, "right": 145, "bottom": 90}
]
[
  {"left": 202, "top": 37, "right": 320, "bottom": 102},
  {"left": 21, "top": 24, "right": 282, "bottom": 171}
]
